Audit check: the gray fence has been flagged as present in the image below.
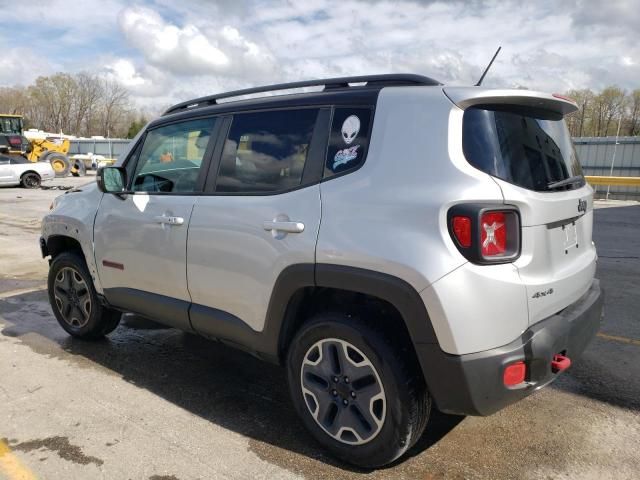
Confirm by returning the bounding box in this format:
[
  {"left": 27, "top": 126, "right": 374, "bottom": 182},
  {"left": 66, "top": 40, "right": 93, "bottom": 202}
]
[
  {"left": 574, "top": 136, "right": 640, "bottom": 200},
  {"left": 68, "top": 138, "right": 131, "bottom": 161}
]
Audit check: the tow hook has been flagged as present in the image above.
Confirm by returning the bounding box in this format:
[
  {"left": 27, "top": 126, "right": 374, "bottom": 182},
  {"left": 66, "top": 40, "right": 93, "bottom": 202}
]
[{"left": 551, "top": 353, "right": 571, "bottom": 373}]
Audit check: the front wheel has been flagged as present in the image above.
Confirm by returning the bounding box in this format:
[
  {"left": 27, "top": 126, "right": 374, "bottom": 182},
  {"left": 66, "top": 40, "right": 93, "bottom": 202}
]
[
  {"left": 48, "top": 252, "right": 121, "bottom": 339},
  {"left": 287, "top": 313, "right": 431, "bottom": 468},
  {"left": 20, "top": 172, "right": 41, "bottom": 189}
]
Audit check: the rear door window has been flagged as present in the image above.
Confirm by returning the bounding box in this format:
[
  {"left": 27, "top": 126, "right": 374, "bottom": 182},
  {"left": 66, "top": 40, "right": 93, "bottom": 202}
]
[
  {"left": 215, "top": 108, "right": 319, "bottom": 193},
  {"left": 462, "top": 106, "right": 584, "bottom": 192},
  {"left": 324, "top": 107, "right": 372, "bottom": 178}
]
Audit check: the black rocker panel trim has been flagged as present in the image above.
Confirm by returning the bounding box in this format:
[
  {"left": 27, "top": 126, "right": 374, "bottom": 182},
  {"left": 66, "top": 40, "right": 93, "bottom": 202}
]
[{"left": 103, "top": 288, "right": 192, "bottom": 332}]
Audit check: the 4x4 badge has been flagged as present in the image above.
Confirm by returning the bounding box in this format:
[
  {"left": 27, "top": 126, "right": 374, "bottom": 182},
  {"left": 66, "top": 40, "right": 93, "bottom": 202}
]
[{"left": 578, "top": 199, "right": 587, "bottom": 213}]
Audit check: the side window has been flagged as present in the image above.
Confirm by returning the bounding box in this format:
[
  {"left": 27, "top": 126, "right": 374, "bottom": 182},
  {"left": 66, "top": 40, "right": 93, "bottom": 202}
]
[
  {"left": 324, "top": 107, "right": 372, "bottom": 178},
  {"left": 215, "top": 109, "right": 319, "bottom": 193},
  {"left": 131, "top": 118, "right": 215, "bottom": 193}
]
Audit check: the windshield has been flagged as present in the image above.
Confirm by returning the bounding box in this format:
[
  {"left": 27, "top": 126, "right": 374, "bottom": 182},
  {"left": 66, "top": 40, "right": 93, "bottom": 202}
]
[
  {"left": 0, "top": 117, "right": 23, "bottom": 135},
  {"left": 462, "top": 106, "right": 584, "bottom": 192}
]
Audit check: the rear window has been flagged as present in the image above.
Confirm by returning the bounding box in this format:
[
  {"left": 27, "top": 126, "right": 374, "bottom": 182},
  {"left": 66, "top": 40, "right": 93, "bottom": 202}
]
[{"left": 462, "top": 106, "right": 584, "bottom": 192}]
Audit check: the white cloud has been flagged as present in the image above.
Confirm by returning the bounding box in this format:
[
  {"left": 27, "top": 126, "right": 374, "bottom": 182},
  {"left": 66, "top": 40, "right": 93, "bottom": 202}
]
[
  {"left": 1, "top": 0, "right": 639, "bottom": 108},
  {"left": 117, "top": 6, "right": 276, "bottom": 78},
  {"left": 0, "top": 47, "right": 54, "bottom": 86}
]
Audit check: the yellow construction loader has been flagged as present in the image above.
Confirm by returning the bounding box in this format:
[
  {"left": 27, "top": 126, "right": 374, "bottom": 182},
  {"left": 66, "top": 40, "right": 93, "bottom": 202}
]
[{"left": 0, "top": 114, "right": 84, "bottom": 177}]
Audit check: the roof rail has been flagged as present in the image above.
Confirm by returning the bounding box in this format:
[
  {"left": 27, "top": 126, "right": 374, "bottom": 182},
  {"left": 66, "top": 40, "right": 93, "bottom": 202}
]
[{"left": 163, "top": 73, "right": 441, "bottom": 115}]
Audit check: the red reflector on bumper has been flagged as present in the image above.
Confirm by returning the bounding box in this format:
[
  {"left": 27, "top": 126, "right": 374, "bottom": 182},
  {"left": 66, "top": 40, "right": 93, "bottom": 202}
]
[
  {"left": 551, "top": 354, "right": 571, "bottom": 373},
  {"left": 503, "top": 361, "right": 526, "bottom": 386}
]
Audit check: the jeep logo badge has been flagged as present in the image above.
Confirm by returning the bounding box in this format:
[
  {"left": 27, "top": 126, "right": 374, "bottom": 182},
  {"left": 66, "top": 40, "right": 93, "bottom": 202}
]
[{"left": 578, "top": 199, "right": 587, "bottom": 213}]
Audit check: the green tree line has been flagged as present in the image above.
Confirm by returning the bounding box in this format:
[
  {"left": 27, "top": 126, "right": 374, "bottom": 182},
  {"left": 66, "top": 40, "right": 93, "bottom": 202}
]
[
  {"left": 564, "top": 86, "right": 640, "bottom": 138},
  {"left": 0, "top": 72, "right": 148, "bottom": 139}
]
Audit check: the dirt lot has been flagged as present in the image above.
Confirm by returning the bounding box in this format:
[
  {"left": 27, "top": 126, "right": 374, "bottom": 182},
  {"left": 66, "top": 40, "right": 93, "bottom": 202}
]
[{"left": 1, "top": 177, "right": 639, "bottom": 479}]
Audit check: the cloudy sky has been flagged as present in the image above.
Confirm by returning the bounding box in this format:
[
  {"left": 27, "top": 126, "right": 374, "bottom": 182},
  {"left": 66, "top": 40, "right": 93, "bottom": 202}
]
[{"left": 0, "top": 0, "right": 638, "bottom": 109}]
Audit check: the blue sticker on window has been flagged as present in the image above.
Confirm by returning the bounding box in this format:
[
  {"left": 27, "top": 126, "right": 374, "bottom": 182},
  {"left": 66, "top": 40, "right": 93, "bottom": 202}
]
[
  {"left": 333, "top": 145, "right": 360, "bottom": 169},
  {"left": 325, "top": 108, "right": 372, "bottom": 177}
]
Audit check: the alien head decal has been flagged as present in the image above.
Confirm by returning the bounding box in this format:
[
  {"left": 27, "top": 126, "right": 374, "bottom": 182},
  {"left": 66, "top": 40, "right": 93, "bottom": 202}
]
[{"left": 341, "top": 115, "right": 361, "bottom": 145}]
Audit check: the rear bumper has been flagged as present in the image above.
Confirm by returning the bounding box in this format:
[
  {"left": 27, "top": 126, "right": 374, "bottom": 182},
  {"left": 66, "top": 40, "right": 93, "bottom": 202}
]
[{"left": 418, "top": 278, "right": 604, "bottom": 416}]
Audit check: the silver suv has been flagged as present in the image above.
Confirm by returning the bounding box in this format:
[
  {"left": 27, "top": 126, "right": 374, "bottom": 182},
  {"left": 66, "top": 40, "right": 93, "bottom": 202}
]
[{"left": 41, "top": 74, "right": 604, "bottom": 468}]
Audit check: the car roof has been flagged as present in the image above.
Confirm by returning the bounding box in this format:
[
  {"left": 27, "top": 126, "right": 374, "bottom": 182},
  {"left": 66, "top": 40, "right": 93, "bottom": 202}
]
[{"left": 154, "top": 74, "right": 441, "bottom": 128}]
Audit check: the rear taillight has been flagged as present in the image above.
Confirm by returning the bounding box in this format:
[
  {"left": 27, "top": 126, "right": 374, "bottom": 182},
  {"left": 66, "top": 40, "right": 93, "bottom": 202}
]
[
  {"left": 480, "top": 211, "right": 506, "bottom": 257},
  {"left": 448, "top": 205, "right": 520, "bottom": 264},
  {"left": 452, "top": 216, "right": 472, "bottom": 248},
  {"left": 8, "top": 136, "right": 21, "bottom": 146}
]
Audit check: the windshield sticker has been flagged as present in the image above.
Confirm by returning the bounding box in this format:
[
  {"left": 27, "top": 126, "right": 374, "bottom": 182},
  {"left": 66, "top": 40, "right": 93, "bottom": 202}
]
[
  {"left": 333, "top": 145, "right": 360, "bottom": 169},
  {"left": 341, "top": 115, "right": 361, "bottom": 145}
]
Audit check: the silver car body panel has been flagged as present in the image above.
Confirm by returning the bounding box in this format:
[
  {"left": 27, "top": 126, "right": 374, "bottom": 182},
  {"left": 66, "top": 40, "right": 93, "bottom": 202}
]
[
  {"left": 187, "top": 186, "right": 321, "bottom": 332},
  {"left": 443, "top": 87, "right": 578, "bottom": 115},
  {"left": 316, "top": 87, "right": 504, "bottom": 294},
  {"left": 93, "top": 192, "right": 196, "bottom": 303},
  {"left": 41, "top": 181, "right": 104, "bottom": 293}
]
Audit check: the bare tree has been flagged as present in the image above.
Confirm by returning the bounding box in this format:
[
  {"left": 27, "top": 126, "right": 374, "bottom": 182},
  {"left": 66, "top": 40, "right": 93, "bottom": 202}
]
[
  {"left": 591, "top": 87, "right": 626, "bottom": 136},
  {"left": 100, "top": 79, "right": 130, "bottom": 137},
  {"left": 73, "top": 73, "right": 103, "bottom": 136},
  {"left": 625, "top": 89, "right": 640, "bottom": 136}
]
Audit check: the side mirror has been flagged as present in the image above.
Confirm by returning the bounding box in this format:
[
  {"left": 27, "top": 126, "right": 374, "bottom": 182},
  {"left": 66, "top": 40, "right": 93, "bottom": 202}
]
[{"left": 97, "top": 166, "right": 128, "bottom": 193}]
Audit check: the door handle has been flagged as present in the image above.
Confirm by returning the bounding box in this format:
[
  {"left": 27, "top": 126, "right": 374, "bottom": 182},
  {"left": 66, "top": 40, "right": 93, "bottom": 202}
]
[
  {"left": 263, "top": 220, "right": 305, "bottom": 233},
  {"left": 154, "top": 215, "right": 184, "bottom": 226}
]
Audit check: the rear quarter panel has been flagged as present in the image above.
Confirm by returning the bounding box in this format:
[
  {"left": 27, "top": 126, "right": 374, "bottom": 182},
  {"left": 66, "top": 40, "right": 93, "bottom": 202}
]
[
  {"left": 317, "top": 87, "right": 536, "bottom": 355},
  {"left": 316, "top": 86, "right": 504, "bottom": 293}
]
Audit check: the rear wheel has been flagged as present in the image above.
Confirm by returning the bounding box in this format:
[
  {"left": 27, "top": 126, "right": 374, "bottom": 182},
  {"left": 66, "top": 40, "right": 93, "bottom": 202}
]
[
  {"left": 20, "top": 172, "right": 41, "bottom": 189},
  {"left": 47, "top": 153, "right": 71, "bottom": 177},
  {"left": 48, "top": 252, "right": 121, "bottom": 339},
  {"left": 287, "top": 312, "right": 431, "bottom": 468}
]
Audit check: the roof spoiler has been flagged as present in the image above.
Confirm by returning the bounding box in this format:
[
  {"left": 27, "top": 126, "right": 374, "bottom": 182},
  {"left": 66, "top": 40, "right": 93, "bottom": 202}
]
[{"left": 443, "top": 87, "right": 578, "bottom": 116}]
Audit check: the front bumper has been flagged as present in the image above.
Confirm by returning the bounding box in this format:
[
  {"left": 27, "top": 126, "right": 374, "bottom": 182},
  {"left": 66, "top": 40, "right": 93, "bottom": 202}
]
[{"left": 418, "top": 278, "right": 604, "bottom": 416}]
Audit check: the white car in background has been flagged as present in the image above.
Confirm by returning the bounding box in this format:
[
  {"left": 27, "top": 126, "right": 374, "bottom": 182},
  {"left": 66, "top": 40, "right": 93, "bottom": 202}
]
[{"left": 0, "top": 154, "right": 55, "bottom": 188}]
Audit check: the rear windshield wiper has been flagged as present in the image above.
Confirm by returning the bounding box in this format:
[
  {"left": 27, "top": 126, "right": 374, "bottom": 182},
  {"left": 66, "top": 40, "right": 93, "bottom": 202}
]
[{"left": 547, "top": 175, "right": 584, "bottom": 191}]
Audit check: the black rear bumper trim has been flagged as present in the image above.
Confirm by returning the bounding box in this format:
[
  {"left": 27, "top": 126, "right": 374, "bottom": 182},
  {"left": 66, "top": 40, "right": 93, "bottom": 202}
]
[{"left": 418, "top": 279, "right": 604, "bottom": 416}]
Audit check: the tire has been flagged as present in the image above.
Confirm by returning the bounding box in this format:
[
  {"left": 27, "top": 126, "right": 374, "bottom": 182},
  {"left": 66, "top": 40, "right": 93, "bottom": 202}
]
[
  {"left": 71, "top": 159, "right": 87, "bottom": 177},
  {"left": 20, "top": 172, "right": 41, "bottom": 189},
  {"left": 48, "top": 252, "right": 121, "bottom": 339},
  {"left": 47, "top": 153, "right": 71, "bottom": 177},
  {"left": 287, "top": 313, "right": 431, "bottom": 468}
]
